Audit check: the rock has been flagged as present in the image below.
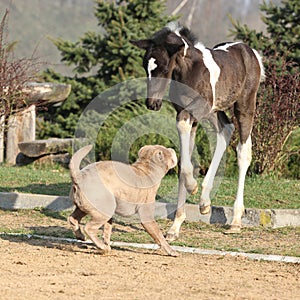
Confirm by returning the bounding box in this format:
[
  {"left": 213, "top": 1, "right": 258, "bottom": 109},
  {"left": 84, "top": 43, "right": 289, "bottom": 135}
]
[
  {"left": 18, "top": 138, "right": 73, "bottom": 158},
  {"left": 23, "top": 82, "right": 71, "bottom": 105},
  {"left": 16, "top": 152, "right": 70, "bottom": 167}
]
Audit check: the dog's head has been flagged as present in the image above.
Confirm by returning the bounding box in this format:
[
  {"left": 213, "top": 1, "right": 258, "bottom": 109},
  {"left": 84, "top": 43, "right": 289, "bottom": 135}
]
[{"left": 138, "top": 145, "right": 177, "bottom": 172}]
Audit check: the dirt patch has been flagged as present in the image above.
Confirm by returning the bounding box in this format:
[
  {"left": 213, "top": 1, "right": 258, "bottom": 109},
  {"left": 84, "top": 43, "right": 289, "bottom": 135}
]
[{"left": 0, "top": 210, "right": 299, "bottom": 299}]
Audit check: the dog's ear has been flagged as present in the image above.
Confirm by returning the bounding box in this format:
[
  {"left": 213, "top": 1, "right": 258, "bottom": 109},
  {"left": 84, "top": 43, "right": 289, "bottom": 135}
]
[{"left": 138, "top": 145, "right": 151, "bottom": 159}]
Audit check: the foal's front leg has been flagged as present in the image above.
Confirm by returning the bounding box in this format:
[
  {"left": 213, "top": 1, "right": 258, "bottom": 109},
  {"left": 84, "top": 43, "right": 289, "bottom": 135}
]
[
  {"left": 166, "top": 114, "right": 197, "bottom": 241},
  {"left": 199, "top": 125, "right": 234, "bottom": 214},
  {"left": 176, "top": 111, "right": 198, "bottom": 194}
]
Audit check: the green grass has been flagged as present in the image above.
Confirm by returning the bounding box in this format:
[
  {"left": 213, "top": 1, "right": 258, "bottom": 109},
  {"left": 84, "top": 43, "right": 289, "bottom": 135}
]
[
  {"left": 158, "top": 175, "right": 300, "bottom": 209},
  {"left": 0, "top": 163, "right": 70, "bottom": 196},
  {"left": 0, "top": 164, "right": 299, "bottom": 209}
]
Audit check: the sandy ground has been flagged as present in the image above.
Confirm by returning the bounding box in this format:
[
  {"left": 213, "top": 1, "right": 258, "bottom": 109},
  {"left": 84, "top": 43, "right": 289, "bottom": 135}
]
[
  {"left": 0, "top": 236, "right": 300, "bottom": 300},
  {"left": 0, "top": 211, "right": 299, "bottom": 300},
  {"left": 0, "top": 236, "right": 299, "bottom": 300}
]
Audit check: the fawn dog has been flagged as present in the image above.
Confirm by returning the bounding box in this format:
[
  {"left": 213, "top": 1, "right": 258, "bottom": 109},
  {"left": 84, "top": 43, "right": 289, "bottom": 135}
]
[{"left": 68, "top": 144, "right": 178, "bottom": 256}]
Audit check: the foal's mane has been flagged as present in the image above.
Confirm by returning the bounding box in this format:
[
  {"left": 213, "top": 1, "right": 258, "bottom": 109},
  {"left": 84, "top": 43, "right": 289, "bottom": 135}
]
[
  {"left": 177, "top": 26, "right": 198, "bottom": 46},
  {"left": 151, "top": 22, "right": 199, "bottom": 47}
]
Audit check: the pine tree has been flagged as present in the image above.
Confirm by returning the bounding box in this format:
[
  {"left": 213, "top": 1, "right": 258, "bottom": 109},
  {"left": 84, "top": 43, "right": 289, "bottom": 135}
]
[
  {"left": 39, "top": 0, "right": 174, "bottom": 138},
  {"left": 229, "top": 0, "right": 300, "bottom": 67}
]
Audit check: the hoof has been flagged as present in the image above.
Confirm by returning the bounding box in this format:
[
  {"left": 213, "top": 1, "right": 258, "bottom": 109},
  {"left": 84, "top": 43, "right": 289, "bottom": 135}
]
[
  {"left": 191, "top": 184, "right": 198, "bottom": 195},
  {"left": 224, "top": 225, "right": 241, "bottom": 234},
  {"left": 166, "top": 232, "right": 179, "bottom": 242},
  {"left": 199, "top": 204, "right": 211, "bottom": 215}
]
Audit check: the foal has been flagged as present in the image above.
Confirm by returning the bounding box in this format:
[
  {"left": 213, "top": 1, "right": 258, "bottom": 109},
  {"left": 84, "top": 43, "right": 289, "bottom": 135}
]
[{"left": 131, "top": 23, "right": 265, "bottom": 238}]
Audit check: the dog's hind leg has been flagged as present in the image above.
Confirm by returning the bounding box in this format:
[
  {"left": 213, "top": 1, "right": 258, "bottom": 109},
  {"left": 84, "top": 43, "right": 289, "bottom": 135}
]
[
  {"left": 103, "top": 218, "right": 113, "bottom": 247},
  {"left": 68, "top": 206, "right": 87, "bottom": 241},
  {"left": 84, "top": 216, "right": 111, "bottom": 253}
]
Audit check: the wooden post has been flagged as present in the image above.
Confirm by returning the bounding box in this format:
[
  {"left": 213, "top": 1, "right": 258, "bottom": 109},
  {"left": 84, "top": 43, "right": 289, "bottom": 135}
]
[
  {"left": 0, "top": 115, "right": 4, "bottom": 163},
  {"left": 3, "top": 82, "right": 71, "bottom": 164},
  {"left": 6, "top": 105, "right": 36, "bottom": 164}
]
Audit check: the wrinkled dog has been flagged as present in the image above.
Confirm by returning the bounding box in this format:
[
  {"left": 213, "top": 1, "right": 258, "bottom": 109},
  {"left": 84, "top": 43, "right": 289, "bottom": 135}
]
[{"left": 68, "top": 144, "right": 178, "bottom": 256}]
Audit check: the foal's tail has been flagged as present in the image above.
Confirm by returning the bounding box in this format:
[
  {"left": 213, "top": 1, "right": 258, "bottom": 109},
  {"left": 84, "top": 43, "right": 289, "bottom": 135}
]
[
  {"left": 69, "top": 145, "right": 93, "bottom": 184},
  {"left": 252, "top": 48, "right": 266, "bottom": 82}
]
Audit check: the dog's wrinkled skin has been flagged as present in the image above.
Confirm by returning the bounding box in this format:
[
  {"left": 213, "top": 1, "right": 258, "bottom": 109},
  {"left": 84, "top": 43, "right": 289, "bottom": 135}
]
[{"left": 68, "top": 145, "right": 178, "bottom": 257}]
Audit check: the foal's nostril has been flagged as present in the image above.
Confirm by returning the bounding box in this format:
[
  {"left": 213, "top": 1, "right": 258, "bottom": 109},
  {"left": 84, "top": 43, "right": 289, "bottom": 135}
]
[
  {"left": 146, "top": 98, "right": 162, "bottom": 111},
  {"left": 146, "top": 98, "right": 153, "bottom": 110}
]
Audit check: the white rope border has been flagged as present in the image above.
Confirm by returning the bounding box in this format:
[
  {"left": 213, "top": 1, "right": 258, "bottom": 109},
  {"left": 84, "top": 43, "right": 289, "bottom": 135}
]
[{"left": 2, "top": 233, "right": 299, "bottom": 264}]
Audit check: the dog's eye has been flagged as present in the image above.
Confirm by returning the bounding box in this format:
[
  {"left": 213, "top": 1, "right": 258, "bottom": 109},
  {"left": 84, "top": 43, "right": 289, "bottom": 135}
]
[{"left": 157, "top": 151, "right": 163, "bottom": 161}]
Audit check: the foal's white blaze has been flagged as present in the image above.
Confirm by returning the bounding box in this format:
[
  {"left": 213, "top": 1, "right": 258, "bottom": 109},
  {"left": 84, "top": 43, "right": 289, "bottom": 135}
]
[
  {"left": 213, "top": 41, "right": 242, "bottom": 52},
  {"left": 147, "top": 57, "right": 157, "bottom": 80},
  {"left": 195, "top": 42, "right": 220, "bottom": 109}
]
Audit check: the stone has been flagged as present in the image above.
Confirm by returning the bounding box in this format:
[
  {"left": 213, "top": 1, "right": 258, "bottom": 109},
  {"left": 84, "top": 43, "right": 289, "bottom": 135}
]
[
  {"left": 18, "top": 138, "right": 73, "bottom": 157},
  {"left": 23, "top": 82, "right": 71, "bottom": 105},
  {"left": 16, "top": 152, "right": 71, "bottom": 167}
]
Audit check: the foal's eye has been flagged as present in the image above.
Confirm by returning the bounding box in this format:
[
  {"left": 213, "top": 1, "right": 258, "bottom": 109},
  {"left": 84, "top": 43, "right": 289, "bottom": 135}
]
[{"left": 162, "top": 68, "right": 169, "bottom": 74}]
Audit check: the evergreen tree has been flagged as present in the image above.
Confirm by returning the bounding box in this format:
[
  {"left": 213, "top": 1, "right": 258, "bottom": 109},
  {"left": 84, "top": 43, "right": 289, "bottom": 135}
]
[
  {"left": 229, "top": 0, "right": 300, "bottom": 68},
  {"left": 39, "top": 0, "right": 174, "bottom": 138}
]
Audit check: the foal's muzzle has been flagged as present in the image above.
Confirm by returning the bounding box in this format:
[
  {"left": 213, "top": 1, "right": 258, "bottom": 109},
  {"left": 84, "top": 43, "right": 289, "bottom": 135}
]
[{"left": 146, "top": 98, "right": 162, "bottom": 111}]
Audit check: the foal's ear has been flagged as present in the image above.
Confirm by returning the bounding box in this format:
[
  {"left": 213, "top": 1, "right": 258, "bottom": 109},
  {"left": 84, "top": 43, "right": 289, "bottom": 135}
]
[
  {"left": 130, "top": 39, "right": 151, "bottom": 50},
  {"left": 165, "top": 32, "right": 184, "bottom": 55}
]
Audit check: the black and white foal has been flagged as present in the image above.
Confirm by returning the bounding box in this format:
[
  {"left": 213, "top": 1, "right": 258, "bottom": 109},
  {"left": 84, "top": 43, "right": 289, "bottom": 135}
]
[{"left": 131, "top": 23, "right": 265, "bottom": 238}]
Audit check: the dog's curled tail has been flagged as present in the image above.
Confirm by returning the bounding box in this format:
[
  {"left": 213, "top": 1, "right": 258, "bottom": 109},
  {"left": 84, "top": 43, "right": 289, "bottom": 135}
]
[{"left": 69, "top": 145, "right": 93, "bottom": 184}]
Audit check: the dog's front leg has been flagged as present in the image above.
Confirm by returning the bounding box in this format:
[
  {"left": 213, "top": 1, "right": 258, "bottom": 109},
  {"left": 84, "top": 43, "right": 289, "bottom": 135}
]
[{"left": 141, "top": 221, "right": 178, "bottom": 257}]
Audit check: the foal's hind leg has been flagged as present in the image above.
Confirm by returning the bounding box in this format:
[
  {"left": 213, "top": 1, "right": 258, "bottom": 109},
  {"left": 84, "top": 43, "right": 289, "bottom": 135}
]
[
  {"left": 226, "top": 95, "right": 255, "bottom": 233},
  {"left": 200, "top": 112, "right": 234, "bottom": 214}
]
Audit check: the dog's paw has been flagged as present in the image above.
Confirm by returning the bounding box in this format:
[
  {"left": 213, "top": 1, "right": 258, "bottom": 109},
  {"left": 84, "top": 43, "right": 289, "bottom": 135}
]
[
  {"left": 161, "top": 245, "right": 179, "bottom": 257},
  {"left": 97, "top": 245, "right": 111, "bottom": 255},
  {"left": 75, "top": 228, "right": 86, "bottom": 241},
  {"left": 169, "top": 250, "right": 179, "bottom": 257}
]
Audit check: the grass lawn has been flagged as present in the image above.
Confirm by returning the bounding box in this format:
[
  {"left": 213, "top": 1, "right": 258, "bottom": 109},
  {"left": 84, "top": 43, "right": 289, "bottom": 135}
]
[{"left": 0, "top": 164, "right": 299, "bottom": 209}]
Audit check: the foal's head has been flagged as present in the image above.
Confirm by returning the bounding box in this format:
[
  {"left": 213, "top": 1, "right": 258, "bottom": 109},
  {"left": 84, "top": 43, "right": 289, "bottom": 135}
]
[{"left": 131, "top": 25, "right": 193, "bottom": 110}]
